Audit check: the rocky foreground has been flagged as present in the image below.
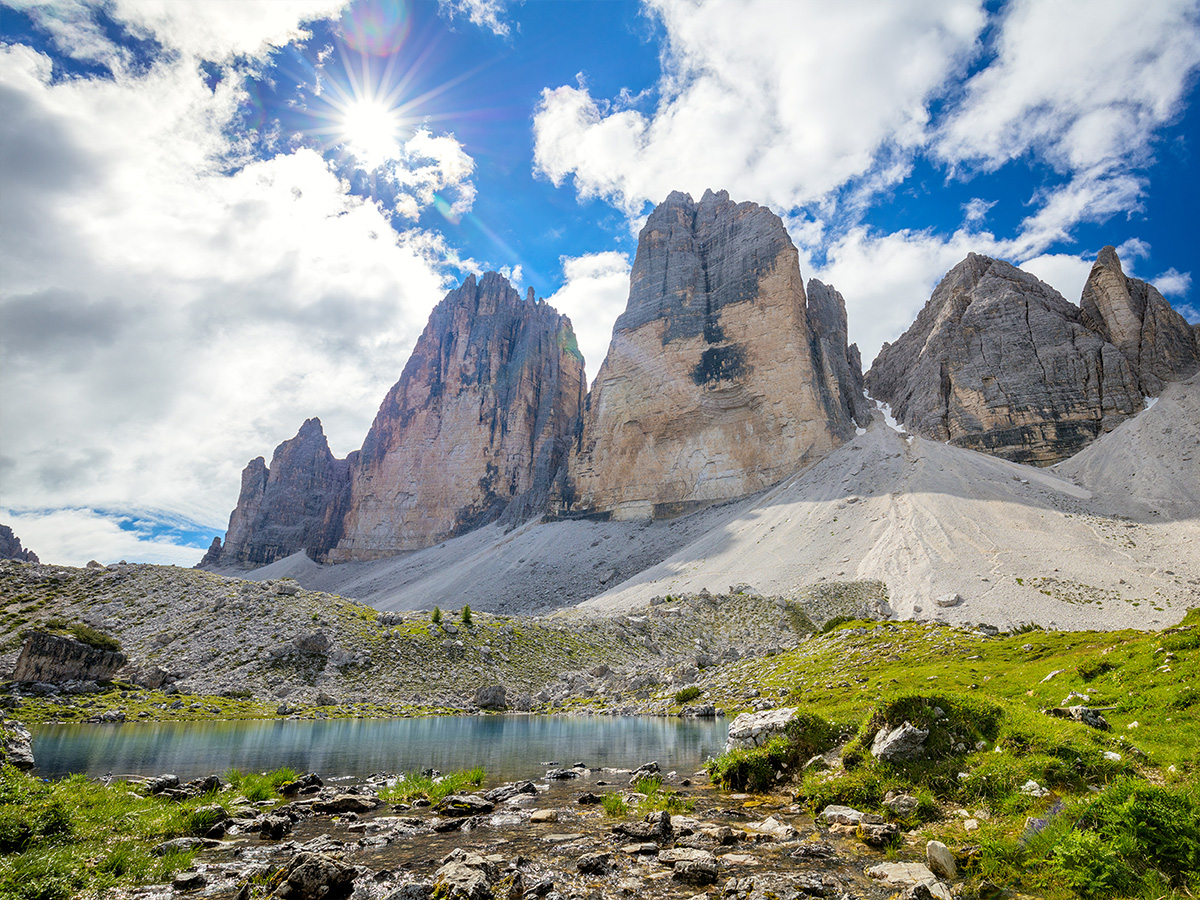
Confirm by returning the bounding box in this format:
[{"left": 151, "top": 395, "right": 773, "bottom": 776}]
[{"left": 108, "top": 761, "right": 963, "bottom": 900}]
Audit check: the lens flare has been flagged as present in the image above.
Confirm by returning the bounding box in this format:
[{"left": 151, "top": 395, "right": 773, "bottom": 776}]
[{"left": 341, "top": 0, "right": 412, "bottom": 57}]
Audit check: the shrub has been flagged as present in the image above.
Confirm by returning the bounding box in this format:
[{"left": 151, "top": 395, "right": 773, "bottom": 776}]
[
  {"left": 1052, "top": 778, "right": 1200, "bottom": 897},
  {"left": 431, "top": 607, "right": 442, "bottom": 625},
  {"left": 461, "top": 605, "right": 472, "bottom": 626},
  {"left": 1076, "top": 658, "right": 1115, "bottom": 681},
  {"left": 67, "top": 622, "right": 121, "bottom": 653},
  {"left": 673, "top": 686, "right": 701, "bottom": 705},
  {"left": 707, "top": 712, "right": 840, "bottom": 792}
]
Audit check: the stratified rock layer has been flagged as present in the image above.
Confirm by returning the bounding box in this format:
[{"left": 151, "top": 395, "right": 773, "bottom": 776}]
[
  {"left": 567, "top": 190, "right": 862, "bottom": 518},
  {"left": 0, "top": 525, "right": 38, "bottom": 563},
  {"left": 331, "top": 273, "right": 585, "bottom": 559},
  {"left": 1080, "top": 246, "right": 1200, "bottom": 394},
  {"left": 865, "top": 253, "right": 1144, "bottom": 465},
  {"left": 210, "top": 419, "right": 352, "bottom": 568}
]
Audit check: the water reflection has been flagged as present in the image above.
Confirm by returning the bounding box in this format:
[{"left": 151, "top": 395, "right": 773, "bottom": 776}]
[{"left": 32, "top": 716, "right": 727, "bottom": 782}]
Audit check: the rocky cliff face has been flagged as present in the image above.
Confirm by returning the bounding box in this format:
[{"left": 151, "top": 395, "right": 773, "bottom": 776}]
[
  {"left": 0, "top": 525, "right": 38, "bottom": 563},
  {"left": 12, "top": 631, "right": 127, "bottom": 683},
  {"left": 330, "top": 273, "right": 585, "bottom": 559},
  {"left": 1080, "top": 246, "right": 1200, "bottom": 394},
  {"left": 566, "top": 190, "right": 863, "bottom": 518},
  {"left": 864, "top": 250, "right": 1171, "bottom": 465},
  {"left": 208, "top": 418, "right": 353, "bottom": 568}
]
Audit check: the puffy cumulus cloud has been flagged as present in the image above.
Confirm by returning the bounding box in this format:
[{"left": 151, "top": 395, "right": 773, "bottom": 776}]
[
  {"left": 1153, "top": 268, "right": 1193, "bottom": 300},
  {"left": 0, "top": 37, "right": 460, "bottom": 565},
  {"left": 438, "top": 0, "right": 513, "bottom": 37},
  {"left": 1, "top": 508, "right": 207, "bottom": 568},
  {"left": 533, "top": 0, "right": 985, "bottom": 215},
  {"left": 11, "top": 0, "right": 349, "bottom": 65},
  {"left": 546, "top": 252, "right": 632, "bottom": 385},
  {"left": 936, "top": 0, "right": 1200, "bottom": 173},
  {"left": 389, "top": 128, "right": 477, "bottom": 222}
]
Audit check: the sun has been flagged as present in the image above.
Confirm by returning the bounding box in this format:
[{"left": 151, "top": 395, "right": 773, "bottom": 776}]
[{"left": 341, "top": 98, "right": 403, "bottom": 165}]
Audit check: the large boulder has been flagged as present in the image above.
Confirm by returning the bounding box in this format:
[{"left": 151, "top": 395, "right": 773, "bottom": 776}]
[
  {"left": 271, "top": 851, "right": 357, "bottom": 900},
  {"left": 726, "top": 706, "right": 800, "bottom": 751},
  {"left": 0, "top": 720, "right": 35, "bottom": 770},
  {"left": 12, "top": 631, "right": 125, "bottom": 684}
]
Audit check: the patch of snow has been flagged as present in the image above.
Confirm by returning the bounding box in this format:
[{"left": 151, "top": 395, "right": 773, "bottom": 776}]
[
  {"left": 864, "top": 390, "right": 906, "bottom": 434},
  {"left": 1143, "top": 396, "right": 1158, "bottom": 411},
  {"left": 855, "top": 427, "right": 867, "bottom": 436}
]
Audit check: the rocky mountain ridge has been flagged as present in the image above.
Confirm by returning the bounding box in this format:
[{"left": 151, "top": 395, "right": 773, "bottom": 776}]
[
  {"left": 0, "top": 525, "right": 38, "bottom": 564},
  {"left": 203, "top": 192, "right": 1198, "bottom": 573},
  {"left": 865, "top": 248, "right": 1199, "bottom": 464}
]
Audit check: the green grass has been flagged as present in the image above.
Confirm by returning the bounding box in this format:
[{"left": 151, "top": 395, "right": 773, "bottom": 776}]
[
  {"left": 223, "top": 766, "right": 297, "bottom": 802},
  {"left": 631, "top": 774, "right": 692, "bottom": 814},
  {"left": 694, "top": 611, "right": 1200, "bottom": 900},
  {"left": 0, "top": 765, "right": 207, "bottom": 899},
  {"left": 378, "top": 767, "right": 485, "bottom": 805},
  {"left": 601, "top": 793, "right": 628, "bottom": 817}
]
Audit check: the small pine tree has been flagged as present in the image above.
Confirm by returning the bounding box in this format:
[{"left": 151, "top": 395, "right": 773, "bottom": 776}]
[
  {"left": 461, "top": 604, "right": 473, "bottom": 626},
  {"left": 431, "top": 606, "right": 442, "bottom": 625}
]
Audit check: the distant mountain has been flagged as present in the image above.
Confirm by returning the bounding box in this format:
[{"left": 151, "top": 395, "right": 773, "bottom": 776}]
[
  {"left": 865, "top": 247, "right": 1200, "bottom": 464},
  {"left": 0, "top": 525, "right": 38, "bottom": 564},
  {"left": 203, "top": 198, "right": 1199, "bottom": 575},
  {"left": 565, "top": 189, "right": 867, "bottom": 518}
]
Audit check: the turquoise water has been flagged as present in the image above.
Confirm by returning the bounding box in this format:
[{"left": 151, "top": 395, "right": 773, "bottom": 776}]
[{"left": 31, "top": 715, "right": 727, "bottom": 782}]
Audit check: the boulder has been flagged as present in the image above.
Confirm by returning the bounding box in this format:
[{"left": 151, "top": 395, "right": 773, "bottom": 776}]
[
  {"left": 435, "top": 795, "right": 495, "bottom": 817},
  {"left": 726, "top": 706, "right": 799, "bottom": 750},
  {"left": 272, "top": 851, "right": 357, "bottom": 900},
  {"left": 432, "top": 848, "right": 496, "bottom": 900},
  {"left": 12, "top": 631, "right": 125, "bottom": 684},
  {"left": 0, "top": 720, "right": 35, "bottom": 770},
  {"left": 926, "top": 839, "right": 957, "bottom": 880},
  {"left": 474, "top": 684, "right": 507, "bottom": 710},
  {"left": 311, "top": 794, "right": 381, "bottom": 814},
  {"left": 871, "top": 721, "right": 930, "bottom": 761},
  {"left": 1045, "top": 705, "right": 1111, "bottom": 731}
]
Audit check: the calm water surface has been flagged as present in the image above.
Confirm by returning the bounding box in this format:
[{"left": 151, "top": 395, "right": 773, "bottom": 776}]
[{"left": 32, "top": 716, "right": 727, "bottom": 782}]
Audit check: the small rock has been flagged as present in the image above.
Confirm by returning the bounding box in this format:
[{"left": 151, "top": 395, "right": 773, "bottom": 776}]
[
  {"left": 926, "top": 839, "right": 957, "bottom": 879},
  {"left": 871, "top": 721, "right": 930, "bottom": 761},
  {"left": 577, "top": 852, "right": 610, "bottom": 875},
  {"left": 530, "top": 809, "right": 558, "bottom": 823}
]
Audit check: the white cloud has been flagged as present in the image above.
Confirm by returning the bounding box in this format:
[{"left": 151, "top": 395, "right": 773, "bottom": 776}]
[
  {"left": 936, "top": 0, "right": 1200, "bottom": 173},
  {"left": 11, "top": 0, "right": 348, "bottom": 64},
  {"left": 962, "top": 197, "right": 997, "bottom": 223},
  {"left": 388, "top": 128, "right": 476, "bottom": 222},
  {"left": 1154, "top": 268, "right": 1193, "bottom": 299},
  {"left": 0, "top": 30, "right": 467, "bottom": 563},
  {"left": 533, "top": 0, "right": 986, "bottom": 216},
  {"left": 1, "top": 508, "right": 205, "bottom": 568},
  {"left": 438, "top": 0, "right": 512, "bottom": 37},
  {"left": 546, "top": 252, "right": 632, "bottom": 386}
]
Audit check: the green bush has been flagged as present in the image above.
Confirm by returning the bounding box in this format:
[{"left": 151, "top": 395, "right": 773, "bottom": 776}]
[
  {"left": 707, "top": 712, "right": 840, "bottom": 792},
  {"left": 67, "top": 623, "right": 121, "bottom": 653},
  {"left": 673, "top": 686, "right": 701, "bottom": 705},
  {"left": 1076, "top": 658, "right": 1115, "bottom": 681},
  {"left": 431, "top": 606, "right": 442, "bottom": 625},
  {"left": 461, "top": 605, "right": 472, "bottom": 626},
  {"left": 1053, "top": 778, "right": 1200, "bottom": 897}
]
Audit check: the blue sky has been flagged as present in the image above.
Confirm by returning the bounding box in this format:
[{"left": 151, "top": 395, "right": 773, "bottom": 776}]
[{"left": 1, "top": 0, "right": 1198, "bottom": 566}]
